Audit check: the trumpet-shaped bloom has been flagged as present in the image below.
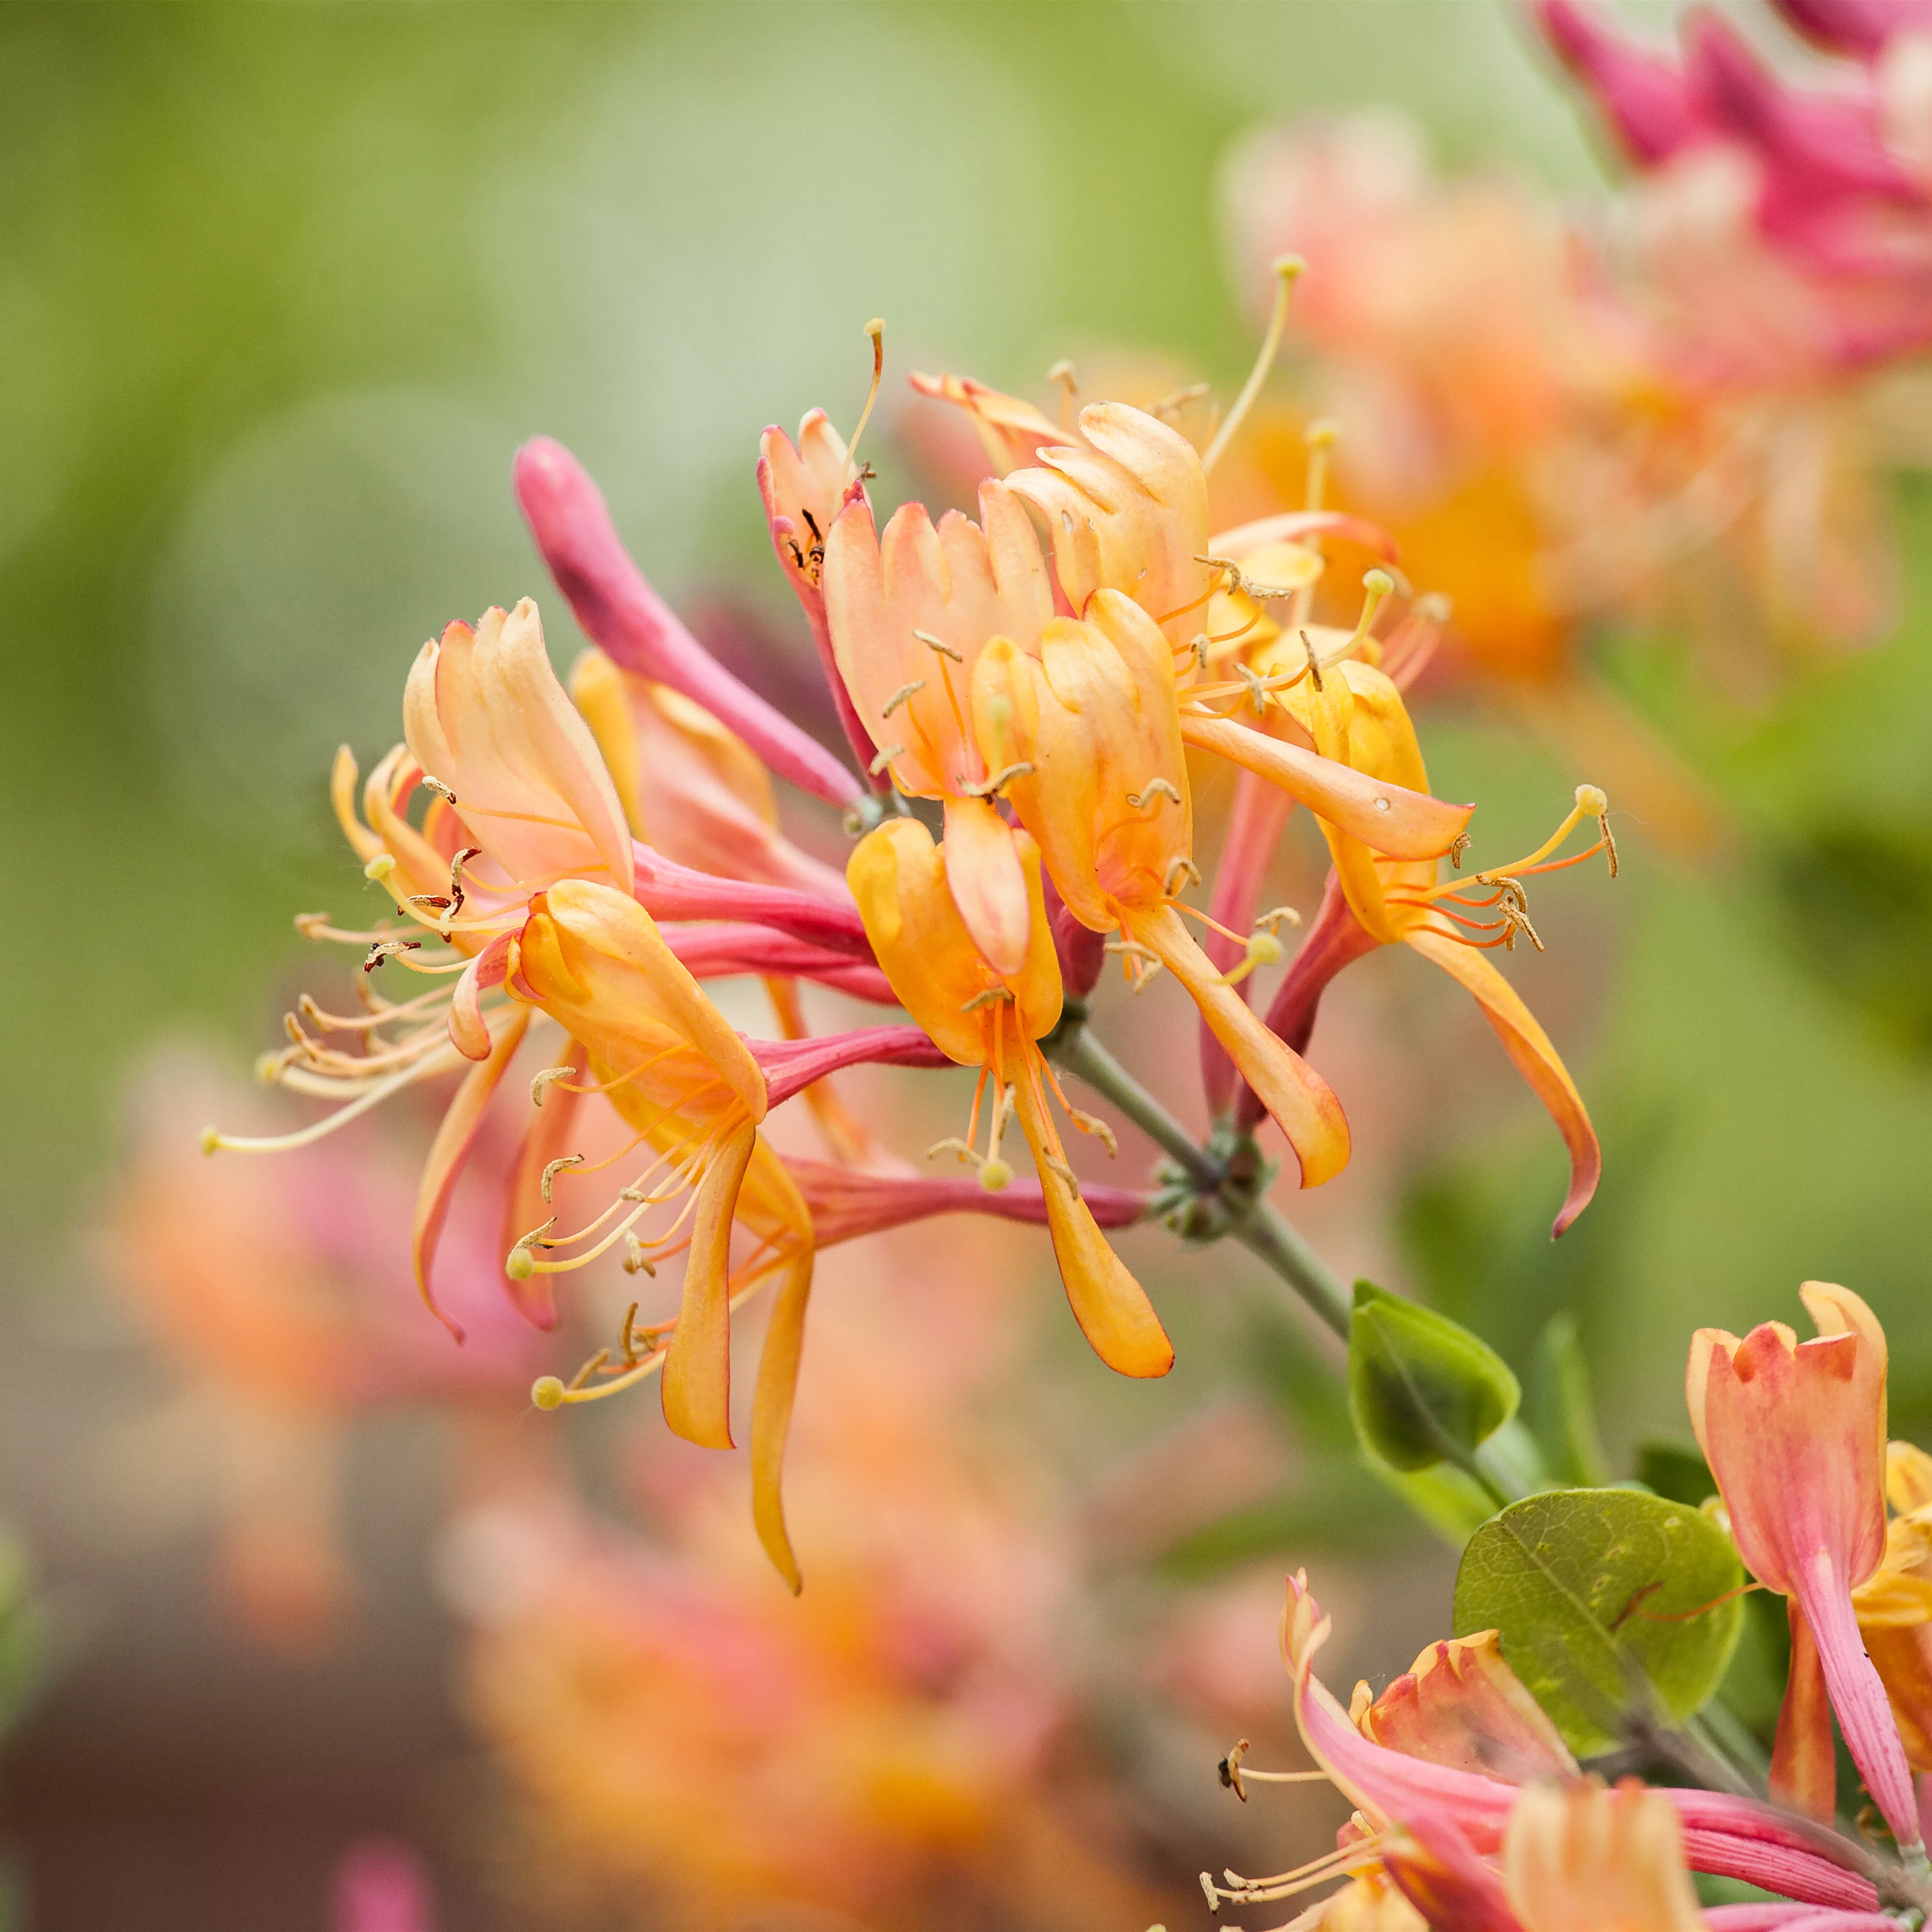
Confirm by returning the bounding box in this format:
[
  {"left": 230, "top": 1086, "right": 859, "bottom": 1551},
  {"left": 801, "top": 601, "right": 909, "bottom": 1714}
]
[
  {"left": 1688, "top": 1283, "right": 1921, "bottom": 1848},
  {"left": 847, "top": 814, "right": 1174, "bottom": 1378},
  {"left": 823, "top": 474, "right": 1054, "bottom": 976},
  {"left": 1241, "top": 651, "right": 1607, "bottom": 1235},
  {"left": 972, "top": 594, "right": 1353, "bottom": 1187},
  {"left": 508, "top": 880, "right": 817, "bottom": 1589}
]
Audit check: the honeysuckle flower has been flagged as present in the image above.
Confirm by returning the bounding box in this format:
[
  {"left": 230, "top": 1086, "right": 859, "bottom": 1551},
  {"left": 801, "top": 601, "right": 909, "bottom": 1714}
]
[
  {"left": 847, "top": 813, "right": 1174, "bottom": 1378},
  {"left": 822, "top": 465, "right": 1055, "bottom": 976},
  {"left": 504, "top": 879, "right": 818, "bottom": 1588},
  {"left": 1231, "top": 639, "right": 1609, "bottom": 1232},
  {"left": 515, "top": 433, "right": 865, "bottom": 811},
  {"left": 1238, "top": 1573, "right": 1883, "bottom": 1914},
  {"left": 1687, "top": 1283, "right": 1922, "bottom": 1848}
]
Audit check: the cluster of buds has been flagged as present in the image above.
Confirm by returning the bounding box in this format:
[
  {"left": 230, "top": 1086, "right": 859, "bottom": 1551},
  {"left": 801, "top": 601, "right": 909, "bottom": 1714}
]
[{"left": 206, "top": 284, "right": 1618, "bottom": 1589}]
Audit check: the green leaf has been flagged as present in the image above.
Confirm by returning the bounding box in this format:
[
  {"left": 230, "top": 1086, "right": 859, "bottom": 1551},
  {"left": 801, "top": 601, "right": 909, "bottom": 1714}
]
[
  {"left": 1453, "top": 1488, "right": 1745, "bottom": 1757},
  {"left": 1348, "top": 1280, "right": 1520, "bottom": 1475},
  {"left": 1635, "top": 1439, "right": 1717, "bottom": 1509}
]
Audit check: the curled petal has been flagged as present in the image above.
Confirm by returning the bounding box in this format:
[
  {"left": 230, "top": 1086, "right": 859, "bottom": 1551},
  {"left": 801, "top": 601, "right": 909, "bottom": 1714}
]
[
  {"left": 943, "top": 794, "right": 1033, "bottom": 978},
  {"left": 1404, "top": 925, "right": 1601, "bottom": 1236},
  {"left": 1537, "top": 0, "right": 1706, "bottom": 165},
  {"left": 499, "top": 1039, "right": 587, "bottom": 1331},
  {"left": 750, "top": 1241, "right": 816, "bottom": 1595},
  {"left": 1011, "top": 1075, "right": 1172, "bottom": 1377},
  {"left": 1181, "top": 712, "right": 1474, "bottom": 860},
  {"left": 1772, "top": 1598, "right": 1838, "bottom": 1823},
  {"left": 448, "top": 933, "right": 513, "bottom": 1061},
  {"left": 412, "top": 1006, "right": 531, "bottom": 1342},
  {"left": 660, "top": 1120, "right": 758, "bottom": 1451},
  {"left": 1358, "top": 1630, "right": 1578, "bottom": 1785}
]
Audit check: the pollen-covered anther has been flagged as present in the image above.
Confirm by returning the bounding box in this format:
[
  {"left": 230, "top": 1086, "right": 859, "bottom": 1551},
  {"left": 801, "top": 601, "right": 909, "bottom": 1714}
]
[
  {"left": 1149, "top": 380, "right": 1211, "bottom": 423},
  {"left": 620, "top": 1230, "right": 657, "bottom": 1278},
  {"left": 1103, "top": 938, "right": 1165, "bottom": 991},
  {"left": 528, "top": 1065, "right": 576, "bottom": 1107},
  {"left": 957, "top": 760, "right": 1034, "bottom": 799},
  {"left": 958, "top": 987, "right": 1016, "bottom": 1014},
  {"left": 506, "top": 1216, "right": 557, "bottom": 1282},
  {"left": 867, "top": 743, "right": 905, "bottom": 777},
  {"left": 1066, "top": 1107, "right": 1118, "bottom": 1158},
  {"left": 539, "top": 1153, "right": 584, "bottom": 1205},
  {"left": 362, "top": 938, "right": 421, "bottom": 974},
  {"left": 1253, "top": 904, "right": 1302, "bottom": 933},
  {"left": 419, "top": 774, "right": 457, "bottom": 806},
  {"left": 1125, "top": 777, "right": 1182, "bottom": 810},
  {"left": 1448, "top": 830, "right": 1472, "bottom": 870},
  {"left": 879, "top": 678, "right": 926, "bottom": 718},
  {"left": 911, "top": 627, "right": 962, "bottom": 663},
  {"left": 1164, "top": 856, "right": 1203, "bottom": 895}
]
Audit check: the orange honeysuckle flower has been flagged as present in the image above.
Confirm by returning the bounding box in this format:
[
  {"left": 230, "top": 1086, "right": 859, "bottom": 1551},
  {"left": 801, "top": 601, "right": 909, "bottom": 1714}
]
[
  {"left": 508, "top": 879, "right": 817, "bottom": 1591},
  {"left": 846, "top": 813, "right": 1174, "bottom": 1378},
  {"left": 822, "top": 469, "right": 1054, "bottom": 977},
  {"left": 1240, "top": 626, "right": 1610, "bottom": 1235},
  {"left": 971, "top": 590, "right": 1354, "bottom": 1187},
  {"left": 1688, "top": 1282, "right": 1922, "bottom": 1848}
]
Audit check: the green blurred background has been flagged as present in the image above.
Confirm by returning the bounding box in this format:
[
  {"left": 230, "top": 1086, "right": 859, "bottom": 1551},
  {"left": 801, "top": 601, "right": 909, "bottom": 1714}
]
[{"left": 7, "top": 2, "right": 1932, "bottom": 1926}]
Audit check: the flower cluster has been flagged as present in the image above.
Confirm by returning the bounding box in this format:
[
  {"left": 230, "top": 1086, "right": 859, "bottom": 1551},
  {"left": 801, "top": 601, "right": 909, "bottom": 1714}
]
[{"left": 205, "top": 293, "right": 1615, "bottom": 1590}]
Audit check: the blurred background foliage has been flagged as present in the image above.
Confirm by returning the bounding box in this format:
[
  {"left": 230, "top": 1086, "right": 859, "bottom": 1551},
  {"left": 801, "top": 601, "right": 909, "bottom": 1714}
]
[{"left": 8, "top": 1, "right": 1932, "bottom": 1927}]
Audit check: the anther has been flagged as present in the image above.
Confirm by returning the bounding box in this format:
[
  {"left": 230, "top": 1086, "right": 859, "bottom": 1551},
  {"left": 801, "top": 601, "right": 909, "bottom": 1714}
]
[
  {"left": 363, "top": 853, "right": 395, "bottom": 882},
  {"left": 621, "top": 1230, "right": 657, "bottom": 1277},
  {"left": 868, "top": 744, "right": 905, "bottom": 776},
  {"left": 1221, "top": 1738, "right": 1253, "bottom": 1802},
  {"left": 1066, "top": 1107, "right": 1118, "bottom": 1156},
  {"left": 1253, "top": 904, "right": 1301, "bottom": 933},
  {"left": 1298, "top": 629, "right": 1324, "bottom": 692},
  {"left": 926, "top": 1136, "right": 983, "bottom": 1168},
  {"left": 1126, "top": 777, "right": 1182, "bottom": 810},
  {"left": 363, "top": 938, "right": 421, "bottom": 974},
  {"left": 1164, "top": 856, "right": 1202, "bottom": 895},
  {"left": 1150, "top": 380, "right": 1211, "bottom": 423},
  {"left": 529, "top": 1065, "right": 577, "bottom": 1107},
  {"left": 912, "top": 628, "right": 962, "bottom": 663},
  {"left": 1448, "top": 831, "right": 1471, "bottom": 869},
  {"left": 420, "top": 775, "right": 457, "bottom": 806},
  {"left": 959, "top": 987, "right": 1015, "bottom": 1013},
  {"left": 957, "top": 760, "right": 1034, "bottom": 799},
  {"left": 540, "top": 1154, "right": 584, "bottom": 1204},
  {"left": 880, "top": 679, "right": 926, "bottom": 718}
]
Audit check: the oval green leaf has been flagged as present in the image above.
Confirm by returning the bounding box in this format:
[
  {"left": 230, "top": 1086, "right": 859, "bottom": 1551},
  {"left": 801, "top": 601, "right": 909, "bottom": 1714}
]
[
  {"left": 1452, "top": 1487, "right": 1746, "bottom": 1757},
  {"left": 1348, "top": 1280, "right": 1520, "bottom": 1474}
]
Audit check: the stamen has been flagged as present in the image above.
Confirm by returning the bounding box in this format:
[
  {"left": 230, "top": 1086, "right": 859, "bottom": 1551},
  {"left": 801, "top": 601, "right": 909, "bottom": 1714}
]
[
  {"left": 979, "top": 1086, "right": 1016, "bottom": 1192},
  {"left": 912, "top": 627, "right": 962, "bottom": 663},
  {"left": 1304, "top": 417, "right": 1340, "bottom": 514},
  {"left": 363, "top": 939, "right": 421, "bottom": 974},
  {"left": 421, "top": 775, "right": 457, "bottom": 806},
  {"left": 927, "top": 1135, "right": 985, "bottom": 1168},
  {"left": 202, "top": 1051, "right": 457, "bottom": 1156},
  {"left": 956, "top": 760, "right": 1034, "bottom": 799},
  {"left": 1253, "top": 904, "right": 1301, "bottom": 933},
  {"left": 959, "top": 987, "right": 1015, "bottom": 1013},
  {"left": 879, "top": 678, "right": 925, "bottom": 718},
  {"left": 1104, "top": 938, "right": 1165, "bottom": 991},
  {"left": 1150, "top": 380, "right": 1211, "bottom": 424},
  {"left": 1220, "top": 930, "right": 1282, "bottom": 988},
  {"left": 844, "top": 318, "right": 886, "bottom": 487},
  {"left": 1065, "top": 1107, "right": 1118, "bottom": 1157},
  {"left": 1219, "top": 1738, "right": 1335, "bottom": 1803},
  {"left": 1041, "top": 357, "right": 1080, "bottom": 435},
  {"left": 530, "top": 1065, "right": 577, "bottom": 1106},
  {"left": 1125, "top": 777, "right": 1182, "bottom": 810},
  {"left": 364, "top": 854, "right": 395, "bottom": 882},
  {"left": 540, "top": 1154, "right": 584, "bottom": 1203},
  {"left": 1203, "top": 253, "right": 1303, "bottom": 475},
  {"left": 1448, "top": 831, "right": 1471, "bottom": 871},
  {"left": 621, "top": 1231, "right": 657, "bottom": 1278},
  {"left": 1298, "top": 629, "right": 1324, "bottom": 692},
  {"left": 1164, "top": 856, "right": 1202, "bottom": 895},
  {"left": 868, "top": 743, "right": 904, "bottom": 777}
]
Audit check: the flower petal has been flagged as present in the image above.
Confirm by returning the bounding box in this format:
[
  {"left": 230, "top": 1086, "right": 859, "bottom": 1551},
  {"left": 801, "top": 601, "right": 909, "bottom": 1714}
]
[
  {"left": 750, "top": 1238, "right": 816, "bottom": 1595},
  {"left": 1403, "top": 924, "right": 1601, "bottom": 1236},
  {"left": 412, "top": 1005, "right": 531, "bottom": 1343},
  {"left": 497, "top": 1038, "right": 586, "bottom": 1332},
  {"left": 1772, "top": 1597, "right": 1838, "bottom": 1824},
  {"left": 942, "top": 794, "right": 1033, "bottom": 978},
  {"left": 660, "top": 1119, "right": 758, "bottom": 1451}
]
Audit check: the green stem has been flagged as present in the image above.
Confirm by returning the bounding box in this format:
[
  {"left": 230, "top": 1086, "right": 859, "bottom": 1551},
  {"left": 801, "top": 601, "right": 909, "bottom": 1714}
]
[{"left": 1047, "top": 1020, "right": 1352, "bottom": 1339}]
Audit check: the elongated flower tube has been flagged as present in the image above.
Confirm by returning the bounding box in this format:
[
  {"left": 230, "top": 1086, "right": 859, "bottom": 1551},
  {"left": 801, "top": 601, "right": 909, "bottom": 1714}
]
[
  {"left": 1688, "top": 1283, "right": 1922, "bottom": 1850},
  {"left": 515, "top": 435, "right": 863, "bottom": 810},
  {"left": 1237, "top": 638, "right": 1607, "bottom": 1236},
  {"left": 509, "top": 879, "right": 818, "bottom": 1590},
  {"left": 847, "top": 813, "right": 1174, "bottom": 1377},
  {"left": 972, "top": 591, "right": 1352, "bottom": 1187},
  {"left": 823, "top": 473, "right": 1054, "bottom": 977}
]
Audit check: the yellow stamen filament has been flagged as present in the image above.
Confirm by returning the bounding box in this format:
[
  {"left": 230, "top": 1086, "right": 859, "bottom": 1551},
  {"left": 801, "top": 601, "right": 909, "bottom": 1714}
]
[
  {"left": 1048, "top": 358, "right": 1078, "bottom": 431},
  {"left": 1203, "top": 253, "right": 1303, "bottom": 476},
  {"left": 203, "top": 1050, "right": 458, "bottom": 1155},
  {"left": 1150, "top": 380, "right": 1211, "bottom": 424},
  {"left": 844, "top": 318, "right": 886, "bottom": 487}
]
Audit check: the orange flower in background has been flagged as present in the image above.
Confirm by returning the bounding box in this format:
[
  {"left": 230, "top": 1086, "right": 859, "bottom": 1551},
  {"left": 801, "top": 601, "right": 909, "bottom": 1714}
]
[
  {"left": 1688, "top": 1282, "right": 1922, "bottom": 1848},
  {"left": 848, "top": 813, "right": 1173, "bottom": 1378}
]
